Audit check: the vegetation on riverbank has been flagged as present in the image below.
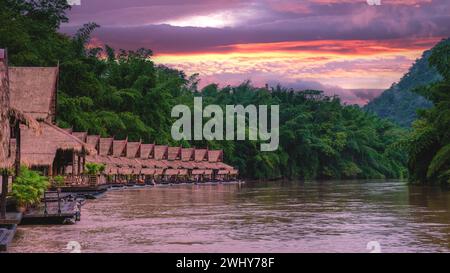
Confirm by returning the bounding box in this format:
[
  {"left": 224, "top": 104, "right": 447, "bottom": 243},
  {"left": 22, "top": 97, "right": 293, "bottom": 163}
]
[
  {"left": 12, "top": 166, "right": 49, "bottom": 208},
  {"left": 402, "top": 39, "right": 450, "bottom": 184}
]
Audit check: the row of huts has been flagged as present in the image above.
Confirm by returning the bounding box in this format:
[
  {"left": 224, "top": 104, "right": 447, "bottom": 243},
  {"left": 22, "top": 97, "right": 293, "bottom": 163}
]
[{"left": 0, "top": 48, "right": 238, "bottom": 189}]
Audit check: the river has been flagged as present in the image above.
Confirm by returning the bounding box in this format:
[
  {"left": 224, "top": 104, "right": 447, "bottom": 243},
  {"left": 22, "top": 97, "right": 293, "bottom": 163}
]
[{"left": 8, "top": 180, "right": 450, "bottom": 253}]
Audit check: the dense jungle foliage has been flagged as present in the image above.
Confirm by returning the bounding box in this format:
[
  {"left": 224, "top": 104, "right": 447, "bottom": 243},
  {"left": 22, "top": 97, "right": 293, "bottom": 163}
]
[
  {"left": 1, "top": 0, "right": 412, "bottom": 180},
  {"left": 402, "top": 39, "right": 450, "bottom": 184}
]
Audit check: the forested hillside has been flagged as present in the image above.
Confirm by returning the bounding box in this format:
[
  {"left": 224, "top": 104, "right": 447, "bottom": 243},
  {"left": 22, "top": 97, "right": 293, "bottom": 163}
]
[
  {"left": 403, "top": 39, "right": 450, "bottom": 184},
  {"left": 0, "top": 0, "right": 408, "bottom": 180},
  {"left": 364, "top": 47, "right": 443, "bottom": 127}
]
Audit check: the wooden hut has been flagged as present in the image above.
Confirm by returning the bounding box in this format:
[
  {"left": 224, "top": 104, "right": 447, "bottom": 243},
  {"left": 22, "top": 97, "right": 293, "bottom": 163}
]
[
  {"left": 86, "top": 135, "right": 100, "bottom": 151},
  {"left": 9, "top": 67, "right": 58, "bottom": 123},
  {"left": 99, "top": 137, "right": 113, "bottom": 156},
  {"left": 20, "top": 122, "right": 94, "bottom": 176},
  {"left": 154, "top": 145, "right": 168, "bottom": 160},
  {"left": 113, "top": 139, "right": 127, "bottom": 157},
  {"left": 208, "top": 150, "right": 223, "bottom": 162},
  {"left": 181, "top": 148, "right": 194, "bottom": 161},
  {"left": 139, "top": 143, "right": 154, "bottom": 159},
  {"left": 126, "top": 141, "right": 141, "bottom": 158},
  {"left": 1, "top": 50, "right": 40, "bottom": 218},
  {"left": 8, "top": 65, "right": 94, "bottom": 180},
  {"left": 194, "top": 148, "right": 208, "bottom": 162},
  {"left": 167, "top": 146, "right": 181, "bottom": 161}
]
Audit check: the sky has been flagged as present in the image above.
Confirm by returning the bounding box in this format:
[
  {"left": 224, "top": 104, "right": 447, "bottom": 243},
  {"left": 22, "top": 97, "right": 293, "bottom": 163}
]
[{"left": 62, "top": 0, "right": 450, "bottom": 105}]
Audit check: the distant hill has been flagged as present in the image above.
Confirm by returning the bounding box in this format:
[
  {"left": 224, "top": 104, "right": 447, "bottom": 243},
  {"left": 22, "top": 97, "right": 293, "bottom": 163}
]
[{"left": 364, "top": 44, "right": 444, "bottom": 127}]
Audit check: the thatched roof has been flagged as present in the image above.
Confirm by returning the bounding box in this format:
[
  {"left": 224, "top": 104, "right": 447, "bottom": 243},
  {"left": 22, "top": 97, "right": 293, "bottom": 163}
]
[
  {"left": 155, "top": 159, "right": 169, "bottom": 168},
  {"left": 105, "top": 166, "right": 118, "bottom": 174},
  {"left": 86, "top": 135, "right": 100, "bottom": 150},
  {"left": 113, "top": 139, "right": 127, "bottom": 157},
  {"left": 9, "top": 67, "right": 58, "bottom": 121},
  {"left": 21, "top": 122, "right": 95, "bottom": 167},
  {"left": 164, "top": 169, "right": 179, "bottom": 176},
  {"left": 140, "top": 144, "right": 154, "bottom": 159},
  {"left": 117, "top": 167, "right": 135, "bottom": 175},
  {"left": 194, "top": 149, "right": 207, "bottom": 162},
  {"left": 154, "top": 145, "right": 168, "bottom": 160},
  {"left": 207, "top": 150, "right": 223, "bottom": 162},
  {"left": 141, "top": 168, "right": 156, "bottom": 175},
  {"left": 166, "top": 160, "right": 182, "bottom": 169},
  {"left": 215, "top": 162, "right": 235, "bottom": 170},
  {"left": 1, "top": 53, "right": 42, "bottom": 169},
  {"left": 62, "top": 128, "right": 72, "bottom": 134},
  {"left": 126, "top": 142, "right": 141, "bottom": 158},
  {"left": 99, "top": 137, "right": 113, "bottom": 156},
  {"left": 168, "top": 146, "right": 181, "bottom": 161},
  {"left": 72, "top": 132, "right": 87, "bottom": 142},
  {"left": 180, "top": 161, "right": 195, "bottom": 169},
  {"left": 138, "top": 159, "right": 156, "bottom": 168},
  {"left": 120, "top": 157, "right": 141, "bottom": 168},
  {"left": 8, "top": 107, "right": 41, "bottom": 133},
  {"left": 192, "top": 169, "right": 205, "bottom": 175},
  {"left": 181, "top": 148, "right": 194, "bottom": 161}
]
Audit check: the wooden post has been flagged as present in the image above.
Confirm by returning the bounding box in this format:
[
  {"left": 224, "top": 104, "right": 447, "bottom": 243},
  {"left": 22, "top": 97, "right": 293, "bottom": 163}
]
[
  {"left": 72, "top": 151, "right": 75, "bottom": 177},
  {"left": 77, "top": 154, "right": 81, "bottom": 175},
  {"left": 0, "top": 49, "right": 10, "bottom": 220},
  {"left": 1, "top": 169, "right": 8, "bottom": 219},
  {"left": 82, "top": 155, "right": 85, "bottom": 173},
  {"left": 14, "top": 121, "right": 20, "bottom": 176}
]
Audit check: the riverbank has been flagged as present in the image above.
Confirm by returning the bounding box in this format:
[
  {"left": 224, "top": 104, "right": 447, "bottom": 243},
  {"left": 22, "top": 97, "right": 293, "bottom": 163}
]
[{"left": 7, "top": 180, "right": 450, "bottom": 253}]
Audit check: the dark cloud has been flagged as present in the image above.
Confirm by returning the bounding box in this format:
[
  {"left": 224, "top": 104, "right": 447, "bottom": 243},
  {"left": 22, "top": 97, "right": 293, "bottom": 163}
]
[
  {"left": 61, "top": 0, "right": 450, "bottom": 54},
  {"left": 60, "top": 0, "right": 450, "bottom": 104}
]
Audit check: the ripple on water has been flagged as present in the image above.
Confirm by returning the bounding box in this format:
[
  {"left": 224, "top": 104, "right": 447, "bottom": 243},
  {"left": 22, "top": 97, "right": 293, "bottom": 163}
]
[{"left": 8, "top": 180, "right": 450, "bottom": 253}]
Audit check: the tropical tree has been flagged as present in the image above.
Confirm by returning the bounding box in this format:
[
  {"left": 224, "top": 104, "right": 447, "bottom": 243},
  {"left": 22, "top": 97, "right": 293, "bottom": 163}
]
[{"left": 404, "top": 38, "right": 450, "bottom": 184}]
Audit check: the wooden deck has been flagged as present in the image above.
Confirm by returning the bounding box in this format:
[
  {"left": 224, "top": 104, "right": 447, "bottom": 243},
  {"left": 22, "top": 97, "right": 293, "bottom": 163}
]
[
  {"left": 21, "top": 200, "right": 80, "bottom": 225},
  {"left": 54, "top": 183, "right": 110, "bottom": 193},
  {"left": 0, "top": 224, "right": 17, "bottom": 252}
]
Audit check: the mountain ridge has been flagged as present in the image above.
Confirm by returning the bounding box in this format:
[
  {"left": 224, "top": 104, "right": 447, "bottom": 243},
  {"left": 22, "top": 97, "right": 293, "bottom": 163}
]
[{"left": 364, "top": 41, "right": 445, "bottom": 127}]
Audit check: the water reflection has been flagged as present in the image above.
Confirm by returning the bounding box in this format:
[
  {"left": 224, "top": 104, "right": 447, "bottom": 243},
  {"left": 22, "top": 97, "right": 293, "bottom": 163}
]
[{"left": 9, "top": 180, "right": 450, "bottom": 253}]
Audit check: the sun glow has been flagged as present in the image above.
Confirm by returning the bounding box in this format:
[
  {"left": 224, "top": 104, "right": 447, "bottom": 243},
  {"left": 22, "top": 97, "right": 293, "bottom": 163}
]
[{"left": 162, "top": 12, "right": 236, "bottom": 28}]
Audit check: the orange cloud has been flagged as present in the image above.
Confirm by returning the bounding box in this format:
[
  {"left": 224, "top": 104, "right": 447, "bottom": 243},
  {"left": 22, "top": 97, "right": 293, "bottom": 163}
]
[{"left": 154, "top": 38, "right": 441, "bottom": 91}]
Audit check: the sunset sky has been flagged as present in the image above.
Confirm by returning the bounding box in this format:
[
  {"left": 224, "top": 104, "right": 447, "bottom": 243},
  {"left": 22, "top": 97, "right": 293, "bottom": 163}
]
[{"left": 62, "top": 0, "right": 450, "bottom": 104}]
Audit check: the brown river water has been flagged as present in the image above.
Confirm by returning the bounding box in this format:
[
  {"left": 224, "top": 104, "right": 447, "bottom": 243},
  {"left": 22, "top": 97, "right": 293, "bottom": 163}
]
[{"left": 8, "top": 180, "right": 450, "bottom": 253}]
